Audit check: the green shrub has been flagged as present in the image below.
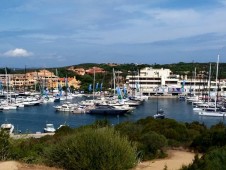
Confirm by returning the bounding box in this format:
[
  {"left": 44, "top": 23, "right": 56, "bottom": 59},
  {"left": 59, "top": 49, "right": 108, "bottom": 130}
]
[
  {"left": 181, "top": 146, "right": 226, "bottom": 170},
  {"left": 0, "top": 130, "right": 11, "bottom": 161},
  {"left": 10, "top": 138, "right": 48, "bottom": 163},
  {"left": 45, "top": 127, "right": 137, "bottom": 170},
  {"left": 139, "top": 131, "right": 167, "bottom": 159}
]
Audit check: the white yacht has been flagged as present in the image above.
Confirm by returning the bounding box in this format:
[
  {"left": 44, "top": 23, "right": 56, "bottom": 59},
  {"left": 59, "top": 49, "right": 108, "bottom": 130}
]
[
  {"left": 43, "top": 124, "right": 56, "bottom": 133},
  {"left": 1, "top": 123, "right": 14, "bottom": 134},
  {"left": 198, "top": 111, "right": 226, "bottom": 117}
]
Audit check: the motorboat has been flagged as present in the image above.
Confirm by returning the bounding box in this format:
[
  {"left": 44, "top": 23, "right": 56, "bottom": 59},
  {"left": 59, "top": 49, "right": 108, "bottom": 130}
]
[
  {"left": 88, "top": 105, "right": 129, "bottom": 115},
  {"left": 43, "top": 124, "right": 56, "bottom": 133},
  {"left": 1, "top": 123, "right": 14, "bottom": 134},
  {"left": 54, "top": 97, "right": 60, "bottom": 102},
  {"left": 198, "top": 111, "right": 226, "bottom": 117},
  {"left": 54, "top": 102, "right": 77, "bottom": 112}
]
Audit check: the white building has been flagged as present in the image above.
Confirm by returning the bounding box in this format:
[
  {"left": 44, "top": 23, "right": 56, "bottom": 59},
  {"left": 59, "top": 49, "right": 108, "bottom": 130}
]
[
  {"left": 126, "top": 67, "right": 180, "bottom": 95},
  {"left": 126, "top": 67, "right": 224, "bottom": 96}
]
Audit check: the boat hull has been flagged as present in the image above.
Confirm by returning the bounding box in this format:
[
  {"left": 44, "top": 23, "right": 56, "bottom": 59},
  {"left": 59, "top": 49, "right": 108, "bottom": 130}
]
[{"left": 88, "top": 106, "right": 129, "bottom": 115}]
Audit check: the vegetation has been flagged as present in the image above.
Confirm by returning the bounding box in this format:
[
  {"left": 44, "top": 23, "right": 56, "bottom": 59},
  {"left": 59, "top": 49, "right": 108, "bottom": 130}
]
[
  {"left": 1, "top": 62, "right": 226, "bottom": 92},
  {"left": 181, "top": 146, "right": 226, "bottom": 170},
  {"left": 1, "top": 117, "right": 226, "bottom": 169},
  {"left": 45, "top": 127, "right": 137, "bottom": 170},
  {"left": 0, "top": 130, "right": 11, "bottom": 161}
]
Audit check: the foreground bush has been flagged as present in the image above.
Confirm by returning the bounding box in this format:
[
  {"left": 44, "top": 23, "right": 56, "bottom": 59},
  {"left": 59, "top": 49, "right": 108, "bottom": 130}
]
[
  {"left": 45, "top": 127, "right": 137, "bottom": 170},
  {"left": 0, "top": 130, "right": 11, "bottom": 161},
  {"left": 191, "top": 124, "right": 226, "bottom": 152},
  {"left": 140, "top": 131, "right": 167, "bottom": 159},
  {"left": 181, "top": 146, "right": 226, "bottom": 170}
]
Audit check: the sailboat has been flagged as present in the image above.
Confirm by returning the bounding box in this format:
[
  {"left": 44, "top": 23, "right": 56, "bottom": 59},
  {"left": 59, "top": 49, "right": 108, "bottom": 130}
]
[
  {"left": 2, "top": 68, "right": 17, "bottom": 110},
  {"left": 153, "top": 93, "right": 165, "bottom": 119},
  {"left": 199, "top": 55, "right": 226, "bottom": 117}
]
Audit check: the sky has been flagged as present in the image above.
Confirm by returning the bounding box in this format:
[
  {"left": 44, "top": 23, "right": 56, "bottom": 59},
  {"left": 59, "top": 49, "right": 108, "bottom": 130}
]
[{"left": 0, "top": 0, "right": 226, "bottom": 68}]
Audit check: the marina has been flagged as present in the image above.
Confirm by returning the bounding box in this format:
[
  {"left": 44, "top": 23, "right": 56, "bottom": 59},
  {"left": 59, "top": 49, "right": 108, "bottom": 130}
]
[{"left": 1, "top": 95, "right": 226, "bottom": 134}]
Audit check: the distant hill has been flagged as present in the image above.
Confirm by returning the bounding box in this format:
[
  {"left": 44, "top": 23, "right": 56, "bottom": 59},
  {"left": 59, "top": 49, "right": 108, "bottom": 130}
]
[{"left": 1, "top": 62, "right": 226, "bottom": 78}]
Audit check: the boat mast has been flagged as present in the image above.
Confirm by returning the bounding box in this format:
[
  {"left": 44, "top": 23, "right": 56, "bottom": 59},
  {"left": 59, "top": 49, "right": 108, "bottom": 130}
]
[
  {"left": 137, "top": 69, "right": 141, "bottom": 97},
  {"left": 5, "top": 67, "right": 8, "bottom": 105},
  {"left": 55, "top": 68, "right": 58, "bottom": 93},
  {"left": 113, "top": 68, "right": 116, "bottom": 97},
  {"left": 93, "top": 67, "right": 95, "bottom": 101},
  {"left": 194, "top": 67, "right": 196, "bottom": 96},
  {"left": 35, "top": 70, "right": 37, "bottom": 92},
  {"left": 207, "top": 63, "right": 211, "bottom": 104},
  {"left": 215, "top": 55, "right": 219, "bottom": 112},
  {"left": 24, "top": 65, "right": 26, "bottom": 93},
  {"left": 156, "top": 92, "right": 159, "bottom": 114}
]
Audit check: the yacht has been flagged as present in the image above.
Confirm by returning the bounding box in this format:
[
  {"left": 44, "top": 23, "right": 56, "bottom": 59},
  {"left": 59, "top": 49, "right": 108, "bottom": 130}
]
[
  {"left": 1, "top": 123, "right": 14, "bottom": 134},
  {"left": 88, "top": 105, "right": 129, "bottom": 115},
  {"left": 43, "top": 124, "right": 56, "bottom": 133},
  {"left": 198, "top": 111, "right": 226, "bottom": 117}
]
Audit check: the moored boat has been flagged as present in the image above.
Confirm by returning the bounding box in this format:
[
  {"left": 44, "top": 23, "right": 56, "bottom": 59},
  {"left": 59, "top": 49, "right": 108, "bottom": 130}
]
[
  {"left": 153, "top": 109, "right": 165, "bottom": 119},
  {"left": 43, "top": 124, "right": 56, "bottom": 133},
  {"left": 88, "top": 105, "right": 129, "bottom": 115},
  {"left": 1, "top": 123, "right": 14, "bottom": 134},
  {"left": 198, "top": 110, "right": 226, "bottom": 117}
]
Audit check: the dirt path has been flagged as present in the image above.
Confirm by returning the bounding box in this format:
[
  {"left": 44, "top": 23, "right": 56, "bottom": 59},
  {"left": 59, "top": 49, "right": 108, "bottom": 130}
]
[
  {"left": 134, "top": 150, "right": 195, "bottom": 170},
  {"left": 0, "top": 150, "right": 195, "bottom": 170},
  {"left": 0, "top": 161, "right": 61, "bottom": 170}
]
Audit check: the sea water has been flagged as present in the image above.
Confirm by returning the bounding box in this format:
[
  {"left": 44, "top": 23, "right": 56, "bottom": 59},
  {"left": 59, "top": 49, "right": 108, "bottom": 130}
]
[{"left": 0, "top": 97, "right": 225, "bottom": 133}]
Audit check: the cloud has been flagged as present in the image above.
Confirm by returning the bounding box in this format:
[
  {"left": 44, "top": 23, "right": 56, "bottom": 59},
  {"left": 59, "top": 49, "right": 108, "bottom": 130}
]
[{"left": 3, "top": 48, "right": 33, "bottom": 57}]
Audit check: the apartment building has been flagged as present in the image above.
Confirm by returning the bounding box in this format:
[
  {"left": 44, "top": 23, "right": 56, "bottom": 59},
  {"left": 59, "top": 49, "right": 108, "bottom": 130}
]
[{"left": 0, "top": 69, "right": 80, "bottom": 91}]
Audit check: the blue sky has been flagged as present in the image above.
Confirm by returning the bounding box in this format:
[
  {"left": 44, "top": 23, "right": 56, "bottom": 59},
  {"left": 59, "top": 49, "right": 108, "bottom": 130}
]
[{"left": 0, "top": 0, "right": 226, "bottom": 68}]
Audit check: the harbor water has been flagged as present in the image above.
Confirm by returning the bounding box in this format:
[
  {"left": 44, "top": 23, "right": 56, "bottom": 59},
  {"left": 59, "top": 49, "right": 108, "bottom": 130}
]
[{"left": 1, "top": 96, "right": 226, "bottom": 133}]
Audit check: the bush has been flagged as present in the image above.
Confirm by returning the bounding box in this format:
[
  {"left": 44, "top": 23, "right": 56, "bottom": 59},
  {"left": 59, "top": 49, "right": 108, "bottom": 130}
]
[
  {"left": 0, "top": 130, "right": 11, "bottom": 161},
  {"left": 181, "top": 146, "right": 226, "bottom": 170},
  {"left": 45, "top": 127, "right": 137, "bottom": 170},
  {"left": 10, "top": 137, "right": 49, "bottom": 164},
  {"left": 191, "top": 129, "right": 226, "bottom": 152},
  {"left": 139, "top": 131, "right": 167, "bottom": 159}
]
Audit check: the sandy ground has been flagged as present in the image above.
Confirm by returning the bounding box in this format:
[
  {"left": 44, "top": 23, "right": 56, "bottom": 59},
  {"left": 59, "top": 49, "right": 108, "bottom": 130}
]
[
  {"left": 0, "top": 161, "right": 61, "bottom": 170},
  {"left": 0, "top": 150, "right": 195, "bottom": 170},
  {"left": 134, "top": 150, "right": 195, "bottom": 170}
]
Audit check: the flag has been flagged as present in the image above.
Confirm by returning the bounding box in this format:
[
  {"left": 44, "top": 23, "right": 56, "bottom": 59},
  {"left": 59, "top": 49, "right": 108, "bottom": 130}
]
[
  {"left": 123, "top": 84, "right": 127, "bottom": 98},
  {"left": 136, "top": 82, "right": 140, "bottom": 92},
  {"left": 182, "top": 80, "right": 185, "bottom": 92},
  {"left": 65, "top": 77, "right": 68, "bottom": 88},
  {"left": 88, "top": 84, "right": 92, "bottom": 92},
  {"left": 67, "top": 87, "right": 71, "bottom": 93},
  {"left": 58, "top": 83, "right": 62, "bottom": 96},
  {"left": 58, "top": 83, "right": 62, "bottom": 90},
  {"left": 95, "top": 82, "right": 99, "bottom": 91},
  {"left": 116, "top": 87, "right": 122, "bottom": 99},
  {"left": 45, "top": 88, "right": 49, "bottom": 96},
  {"left": 59, "top": 89, "right": 62, "bottom": 96},
  {"left": 100, "top": 83, "right": 103, "bottom": 91}
]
